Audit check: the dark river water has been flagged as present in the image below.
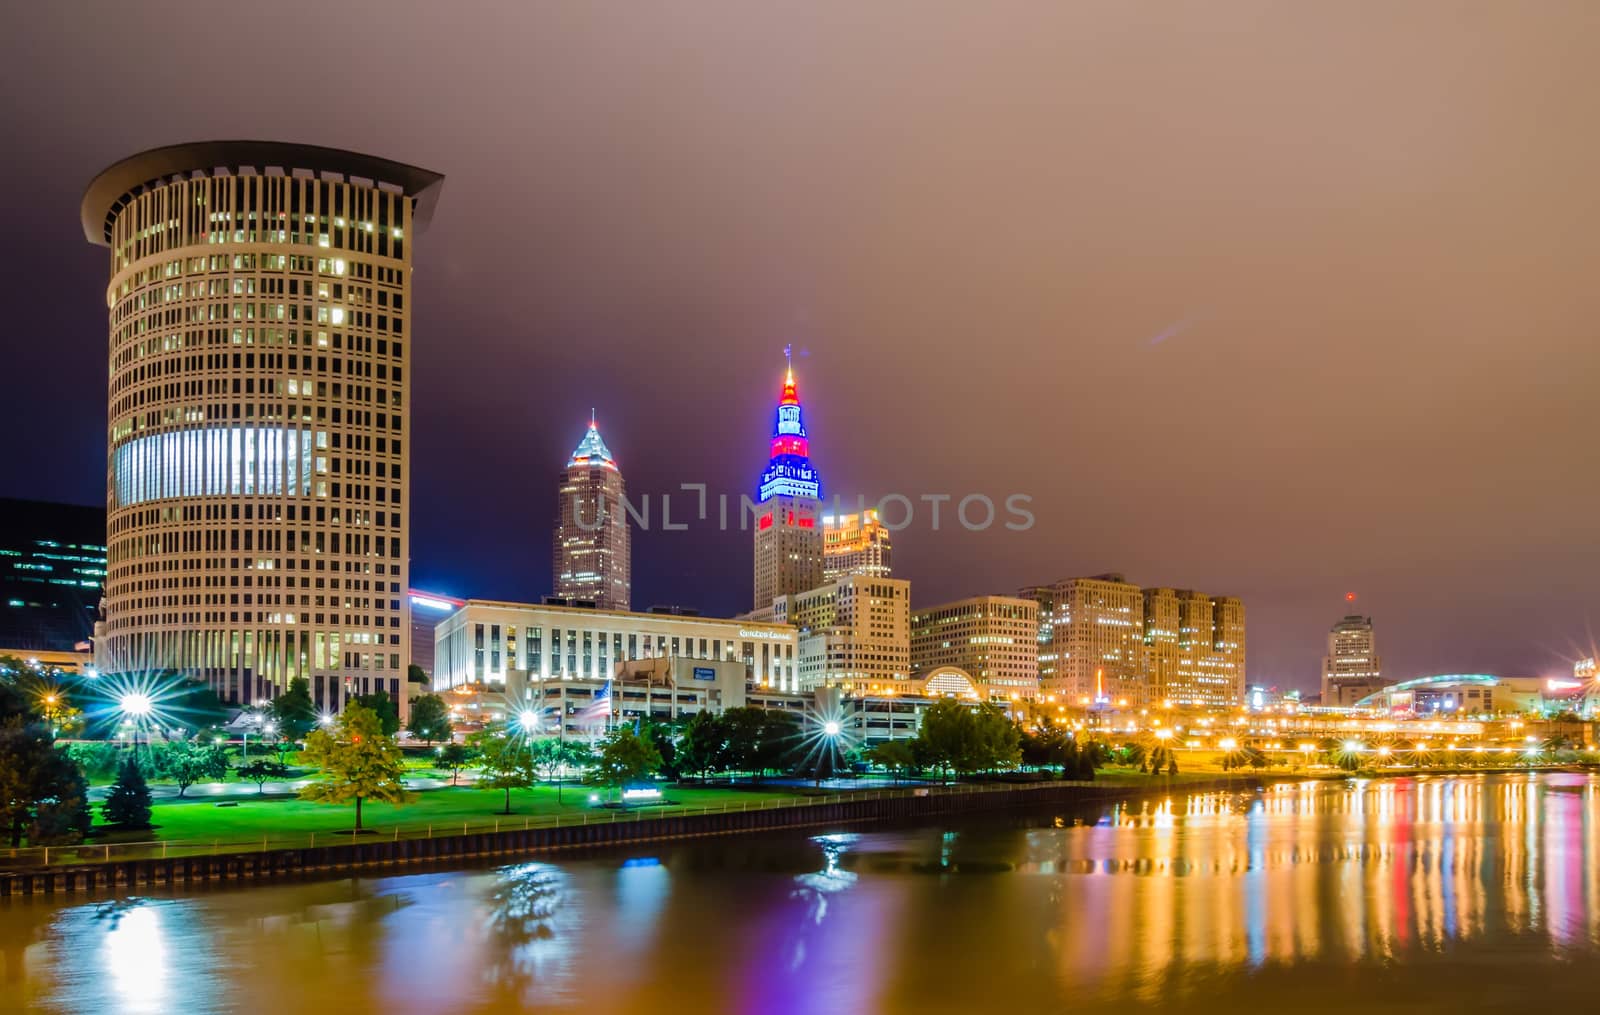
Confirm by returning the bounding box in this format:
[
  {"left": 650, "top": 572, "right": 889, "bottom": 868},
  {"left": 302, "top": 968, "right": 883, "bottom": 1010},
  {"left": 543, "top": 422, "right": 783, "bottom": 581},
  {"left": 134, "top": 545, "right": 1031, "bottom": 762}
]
[{"left": 3, "top": 772, "right": 1597, "bottom": 1013}]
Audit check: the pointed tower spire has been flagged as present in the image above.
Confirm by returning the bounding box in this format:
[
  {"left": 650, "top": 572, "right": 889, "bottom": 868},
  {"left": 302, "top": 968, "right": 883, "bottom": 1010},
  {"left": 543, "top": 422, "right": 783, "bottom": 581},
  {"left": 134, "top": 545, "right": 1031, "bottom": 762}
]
[
  {"left": 757, "top": 351, "right": 820, "bottom": 502},
  {"left": 567, "top": 411, "right": 616, "bottom": 469}
]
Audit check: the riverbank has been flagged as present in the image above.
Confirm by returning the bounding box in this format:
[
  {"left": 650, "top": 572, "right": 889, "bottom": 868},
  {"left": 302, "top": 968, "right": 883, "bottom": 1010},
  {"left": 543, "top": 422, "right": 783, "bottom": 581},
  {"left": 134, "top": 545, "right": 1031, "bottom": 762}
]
[{"left": 0, "top": 774, "right": 1274, "bottom": 898}]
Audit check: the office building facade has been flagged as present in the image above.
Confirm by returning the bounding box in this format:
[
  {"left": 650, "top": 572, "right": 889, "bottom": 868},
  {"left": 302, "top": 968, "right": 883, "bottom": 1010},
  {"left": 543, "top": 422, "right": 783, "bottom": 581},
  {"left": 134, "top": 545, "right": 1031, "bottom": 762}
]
[
  {"left": 1026, "top": 574, "right": 1245, "bottom": 708},
  {"left": 910, "top": 594, "right": 1038, "bottom": 701},
  {"left": 553, "top": 415, "right": 630, "bottom": 610},
  {"left": 1321, "top": 614, "right": 1383, "bottom": 707},
  {"left": 0, "top": 498, "right": 106, "bottom": 655},
  {"left": 1142, "top": 587, "right": 1246, "bottom": 707},
  {"left": 82, "top": 141, "right": 443, "bottom": 714},
  {"left": 433, "top": 599, "right": 799, "bottom": 693},
  {"left": 774, "top": 576, "right": 911, "bottom": 694}
]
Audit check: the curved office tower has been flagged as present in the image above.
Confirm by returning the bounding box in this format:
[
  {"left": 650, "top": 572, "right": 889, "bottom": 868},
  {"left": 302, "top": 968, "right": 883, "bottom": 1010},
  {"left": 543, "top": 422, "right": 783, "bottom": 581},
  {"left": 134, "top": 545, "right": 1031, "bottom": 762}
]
[{"left": 81, "top": 141, "right": 444, "bottom": 713}]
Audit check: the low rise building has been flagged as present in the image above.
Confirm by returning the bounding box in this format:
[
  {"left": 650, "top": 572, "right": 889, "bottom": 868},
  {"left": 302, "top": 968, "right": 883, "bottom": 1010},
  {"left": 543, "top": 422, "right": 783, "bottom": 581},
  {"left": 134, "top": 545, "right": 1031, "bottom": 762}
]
[{"left": 433, "top": 599, "right": 799, "bottom": 693}]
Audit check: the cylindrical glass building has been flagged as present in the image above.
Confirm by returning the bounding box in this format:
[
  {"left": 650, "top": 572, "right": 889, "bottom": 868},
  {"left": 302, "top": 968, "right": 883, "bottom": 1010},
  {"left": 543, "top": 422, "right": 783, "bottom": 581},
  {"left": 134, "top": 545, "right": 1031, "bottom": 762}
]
[{"left": 81, "top": 141, "right": 444, "bottom": 713}]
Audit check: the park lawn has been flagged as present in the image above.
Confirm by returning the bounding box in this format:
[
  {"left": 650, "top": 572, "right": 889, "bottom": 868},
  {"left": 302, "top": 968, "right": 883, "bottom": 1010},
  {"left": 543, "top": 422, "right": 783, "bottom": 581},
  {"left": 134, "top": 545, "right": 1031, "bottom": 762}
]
[{"left": 93, "top": 783, "right": 815, "bottom": 846}]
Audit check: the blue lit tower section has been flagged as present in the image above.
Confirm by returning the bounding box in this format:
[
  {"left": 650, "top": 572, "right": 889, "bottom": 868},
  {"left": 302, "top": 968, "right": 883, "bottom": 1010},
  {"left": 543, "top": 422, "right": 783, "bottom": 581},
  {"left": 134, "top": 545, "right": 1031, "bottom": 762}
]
[
  {"left": 753, "top": 351, "right": 824, "bottom": 611},
  {"left": 554, "top": 412, "right": 631, "bottom": 610}
]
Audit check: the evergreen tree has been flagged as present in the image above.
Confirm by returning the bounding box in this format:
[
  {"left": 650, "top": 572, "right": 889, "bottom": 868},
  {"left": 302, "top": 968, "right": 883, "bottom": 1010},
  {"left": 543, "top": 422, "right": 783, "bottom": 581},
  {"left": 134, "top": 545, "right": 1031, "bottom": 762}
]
[{"left": 102, "top": 756, "right": 154, "bottom": 830}]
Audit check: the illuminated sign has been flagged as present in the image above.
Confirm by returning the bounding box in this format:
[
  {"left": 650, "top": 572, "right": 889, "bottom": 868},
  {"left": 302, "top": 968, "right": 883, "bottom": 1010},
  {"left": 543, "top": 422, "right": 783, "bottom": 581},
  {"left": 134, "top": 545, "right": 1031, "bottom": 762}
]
[
  {"left": 621, "top": 787, "right": 663, "bottom": 802},
  {"left": 410, "top": 594, "right": 459, "bottom": 612},
  {"left": 692, "top": 666, "right": 717, "bottom": 682}
]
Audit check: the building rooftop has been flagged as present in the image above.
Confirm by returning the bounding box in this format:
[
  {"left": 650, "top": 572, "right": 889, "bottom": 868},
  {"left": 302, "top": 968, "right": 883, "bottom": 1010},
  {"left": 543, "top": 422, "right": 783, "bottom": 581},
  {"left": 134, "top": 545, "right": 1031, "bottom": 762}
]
[{"left": 81, "top": 140, "right": 445, "bottom": 245}]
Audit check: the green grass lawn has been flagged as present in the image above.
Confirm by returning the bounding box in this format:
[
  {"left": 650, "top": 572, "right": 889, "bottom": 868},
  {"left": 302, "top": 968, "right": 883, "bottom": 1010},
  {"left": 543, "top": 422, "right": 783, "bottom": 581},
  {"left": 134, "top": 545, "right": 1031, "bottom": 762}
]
[{"left": 90, "top": 783, "right": 820, "bottom": 848}]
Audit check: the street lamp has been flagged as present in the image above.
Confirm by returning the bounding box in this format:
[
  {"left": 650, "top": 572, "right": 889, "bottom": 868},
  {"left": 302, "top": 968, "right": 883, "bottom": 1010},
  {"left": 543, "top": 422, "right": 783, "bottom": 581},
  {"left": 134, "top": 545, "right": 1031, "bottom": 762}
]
[
  {"left": 118, "top": 692, "right": 153, "bottom": 752},
  {"left": 823, "top": 720, "right": 842, "bottom": 737},
  {"left": 518, "top": 709, "right": 540, "bottom": 734}
]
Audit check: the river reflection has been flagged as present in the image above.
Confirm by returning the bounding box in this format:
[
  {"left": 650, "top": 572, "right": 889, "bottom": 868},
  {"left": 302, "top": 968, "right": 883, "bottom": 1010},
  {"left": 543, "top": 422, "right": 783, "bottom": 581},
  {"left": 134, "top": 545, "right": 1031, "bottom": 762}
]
[{"left": 3, "top": 773, "right": 1598, "bottom": 1013}]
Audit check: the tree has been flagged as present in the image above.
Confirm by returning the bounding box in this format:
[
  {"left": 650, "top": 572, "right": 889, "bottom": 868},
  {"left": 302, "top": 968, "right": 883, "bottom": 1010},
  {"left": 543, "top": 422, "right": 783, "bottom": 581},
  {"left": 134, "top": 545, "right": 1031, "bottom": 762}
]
[
  {"left": 65, "top": 740, "right": 122, "bottom": 782},
  {"left": 155, "top": 741, "right": 231, "bottom": 797},
  {"left": 866, "top": 739, "right": 917, "bottom": 783},
  {"left": 28, "top": 758, "right": 91, "bottom": 845},
  {"left": 1071, "top": 739, "right": 1099, "bottom": 781},
  {"left": 676, "top": 711, "right": 724, "bottom": 782},
  {"left": 719, "top": 708, "right": 765, "bottom": 777},
  {"left": 407, "top": 663, "right": 430, "bottom": 686},
  {"left": 971, "top": 703, "right": 1021, "bottom": 774},
  {"left": 590, "top": 724, "right": 662, "bottom": 795},
  {"left": 438, "top": 742, "right": 476, "bottom": 786},
  {"left": 469, "top": 726, "right": 537, "bottom": 814},
  {"left": 353, "top": 690, "right": 401, "bottom": 737},
  {"left": 407, "top": 693, "right": 452, "bottom": 745},
  {"left": 0, "top": 681, "right": 92, "bottom": 847},
  {"left": 236, "top": 758, "right": 293, "bottom": 794},
  {"left": 1148, "top": 743, "right": 1177, "bottom": 777},
  {"left": 642, "top": 719, "right": 679, "bottom": 780},
  {"left": 528, "top": 737, "right": 566, "bottom": 785},
  {"left": 268, "top": 677, "right": 318, "bottom": 740},
  {"left": 755, "top": 711, "right": 802, "bottom": 778},
  {"left": 102, "top": 756, "right": 154, "bottom": 831},
  {"left": 299, "top": 703, "right": 409, "bottom": 831},
  {"left": 916, "top": 699, "right": 985, "bottom": 780}
]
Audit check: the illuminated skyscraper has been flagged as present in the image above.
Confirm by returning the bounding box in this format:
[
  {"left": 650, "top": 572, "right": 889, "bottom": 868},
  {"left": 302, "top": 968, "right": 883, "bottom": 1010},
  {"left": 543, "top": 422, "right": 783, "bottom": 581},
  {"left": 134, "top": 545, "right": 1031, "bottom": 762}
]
[
  {"left": 83, "top": 141, "right": 443, "bottom": 714},
  {"left": 822, "top": 509, "right": 892, "bottom": 582},
  {"left": 553, "top": 414, "right": 630, "bottom": 610},
  {"left": 752, "top": 350, "right": 823, "bottom": 611},
  {"left": 1321, "top": 614, "right": 1382, "bottom": 706}
]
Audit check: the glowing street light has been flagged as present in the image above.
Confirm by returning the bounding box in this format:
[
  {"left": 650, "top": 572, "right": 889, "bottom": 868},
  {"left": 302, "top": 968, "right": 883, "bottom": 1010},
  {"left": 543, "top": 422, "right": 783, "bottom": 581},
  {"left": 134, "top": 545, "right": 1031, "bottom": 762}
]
[
  {"left": 120, "top": 692, "right": 153, "bottom": 718},
  {"left": 1218, "top": 738, "right": 1237, "bottom": 751},
  {"left": 823, "top": 720, "right": 842, "bottom": 737},
  {"left": 517, "top": 709, "right": 540, "bottom": 733}
]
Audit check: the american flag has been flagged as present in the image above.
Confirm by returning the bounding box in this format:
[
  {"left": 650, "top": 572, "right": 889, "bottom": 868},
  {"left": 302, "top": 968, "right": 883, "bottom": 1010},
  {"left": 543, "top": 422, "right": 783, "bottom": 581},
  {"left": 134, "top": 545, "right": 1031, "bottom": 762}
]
[{"left": 575, "top": 680, "right": 612, "bottom": 728}]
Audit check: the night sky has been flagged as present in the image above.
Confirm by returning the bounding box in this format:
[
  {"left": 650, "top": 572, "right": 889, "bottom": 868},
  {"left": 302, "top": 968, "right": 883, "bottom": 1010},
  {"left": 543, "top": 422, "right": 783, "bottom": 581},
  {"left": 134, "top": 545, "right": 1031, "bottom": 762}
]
[{"left": 3, "top": 3, "right": 1596, "bottom": 689}]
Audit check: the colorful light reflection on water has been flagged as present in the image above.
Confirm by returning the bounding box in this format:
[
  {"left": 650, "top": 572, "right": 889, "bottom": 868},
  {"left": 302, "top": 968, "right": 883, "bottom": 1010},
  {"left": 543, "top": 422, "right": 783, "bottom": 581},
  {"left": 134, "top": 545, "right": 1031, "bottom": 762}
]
[{"left": 2, "top": 773, "right": 1597, "bottom": 1013}]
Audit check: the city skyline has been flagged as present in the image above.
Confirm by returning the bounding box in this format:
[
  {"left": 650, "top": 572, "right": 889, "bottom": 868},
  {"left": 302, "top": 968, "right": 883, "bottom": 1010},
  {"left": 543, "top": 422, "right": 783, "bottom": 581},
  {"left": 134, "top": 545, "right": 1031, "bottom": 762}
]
[{"left": 4, "top": 4, "right": 1597, "bottom": 690}]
